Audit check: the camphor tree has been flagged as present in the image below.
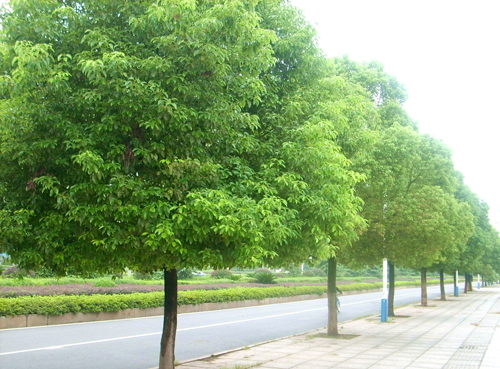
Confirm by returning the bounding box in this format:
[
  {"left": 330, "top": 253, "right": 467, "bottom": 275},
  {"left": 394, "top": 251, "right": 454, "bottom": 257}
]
[{"left": 0, "top": 0, "right": 369, "bottom": 367}]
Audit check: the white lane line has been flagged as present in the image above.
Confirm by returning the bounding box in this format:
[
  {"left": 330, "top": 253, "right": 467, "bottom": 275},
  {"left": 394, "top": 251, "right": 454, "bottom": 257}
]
[{"left": 0, "top": 332, "right": 162, "bottom": 356}]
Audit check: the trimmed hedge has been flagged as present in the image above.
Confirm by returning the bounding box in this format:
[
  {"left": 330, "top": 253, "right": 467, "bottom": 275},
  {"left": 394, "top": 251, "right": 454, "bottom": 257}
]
[
  {"left": 0, "top": 279, "right": 452, "bottom": 317},
  {"left": 0, "top": 286, "right": 325, "bottom": 316}
]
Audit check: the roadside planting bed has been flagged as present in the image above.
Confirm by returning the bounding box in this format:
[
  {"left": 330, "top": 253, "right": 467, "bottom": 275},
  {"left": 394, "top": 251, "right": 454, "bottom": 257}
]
[{"left": 0, "top": 277, "right": 452, "bottom": 317}]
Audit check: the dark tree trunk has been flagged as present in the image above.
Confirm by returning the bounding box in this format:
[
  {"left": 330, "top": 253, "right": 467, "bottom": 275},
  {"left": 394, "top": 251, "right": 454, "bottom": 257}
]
[
  {"left": 468, "top": 274, "right": 473, "bottom": 291},
  {"left": 327, "top": 257, "right": 339, "bottom": 336},
  {"left": 421, "top": 267, "right": 428, "bottom": 306},
  {"left": 388, "top": 261, "right": 396, "bottom": 317},
  {"left": 159, "top": 268, "right": 178, "bottom": 369},
  {"left": 464, "top": 273, "right": 468, "bottom": 294},
  {"left": 439, "top": 269, "right": 446, "bottom": 301}
]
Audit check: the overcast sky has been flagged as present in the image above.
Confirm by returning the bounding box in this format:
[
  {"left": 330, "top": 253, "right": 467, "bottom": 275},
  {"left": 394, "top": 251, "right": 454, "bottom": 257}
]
[{"left": 290, "top": 0, "right": 500, "bottom": 229}]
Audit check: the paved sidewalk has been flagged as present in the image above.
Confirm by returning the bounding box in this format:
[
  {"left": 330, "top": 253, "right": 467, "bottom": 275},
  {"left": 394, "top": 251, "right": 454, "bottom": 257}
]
[{"left": 177, "top": 285, "right": 500, "bottom": 369}]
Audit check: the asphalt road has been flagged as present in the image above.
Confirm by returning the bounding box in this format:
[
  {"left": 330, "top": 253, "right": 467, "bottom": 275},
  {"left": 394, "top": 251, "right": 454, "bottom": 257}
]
[{"left": 0, "top": 285, "right": 454, "bottom": 369}]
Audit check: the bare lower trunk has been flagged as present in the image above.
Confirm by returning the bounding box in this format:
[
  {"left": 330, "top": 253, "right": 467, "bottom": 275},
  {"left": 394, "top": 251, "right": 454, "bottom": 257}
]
[
  {"left": 159, "top": 268, "right": 178, "bottom": 369},
  {"left": 464, "top": 273, "right": 468, "bottom": 294},
  {"left": 327, "top": 257, "right": 338, "bottom": 336},
  {"left": 468, "top": 274, "right": 473, "bottom": 291},
  {"left": 453, "top": 272, "right": 457, "bottom": 294},
  {"left": 421, "top": 267, "right": 428, "bottom": 306},
  {"left": 439, "top": 269, "right": 446, "bottom": 301},
  {"left": 388, "top": 261, "right": 396, "bottom": 317}
]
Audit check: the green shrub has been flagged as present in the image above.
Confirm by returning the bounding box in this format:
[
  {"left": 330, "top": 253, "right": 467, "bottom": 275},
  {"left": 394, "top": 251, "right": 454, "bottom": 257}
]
[
  {"left": 2, "top": 266, "right": 27, "bottom": 278},
  {"left": 177, "top": 268, "right": 193, "bottom": 280},
  {"left": 132, "top": 270, "right": 164, "bottom": 280},
  {"left": 229, "top": 274, "right": 242, "bottom": 281},
  {"left": 133, "top": 271, "right": 153, "bottom": 280},
  {"left": 307, "top": 268, "right": 326, "bottom": 277},
  {"left": 253, "top": 271, "right": 277, "bottom": 284},
  {"left": 93, "top": 279, "right": 118, "bottom": 288},
  {"left": 211, "top": 270, "right": 233, "bottom": 279},
  {"left": 151, "top": 271, "right": 164, "bottom": 280},
  {"left": 33, "top": 268, "right": 56, "bottom": 278},
  {"left": 302, "top": 270, "right": 316, "bottom": 277}
]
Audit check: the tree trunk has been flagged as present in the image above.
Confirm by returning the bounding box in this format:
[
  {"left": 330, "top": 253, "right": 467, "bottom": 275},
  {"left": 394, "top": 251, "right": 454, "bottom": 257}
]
[
  {"left": 327, "top": 257, "right": 338, "bottom": 336},
  {"left": 159, "top": 268, "right": 178, "bottom": 369},
  {"left": 468, "top": 274, "right": 473, "bottom": 291},
  {"left": 464, "top": 273, "right": 468, "bottom": 294},
  {"left": 453, "top": 271, "right": 457, "bottom": 294},
  {"left": 439, "top": 269, "right": 446, "bottom": 301},
  {"left": 388, "top": 261, "right": 396, "bottom": 317},
  {"left": 421, "top": 267, "right": 428, "bottom": 306}
]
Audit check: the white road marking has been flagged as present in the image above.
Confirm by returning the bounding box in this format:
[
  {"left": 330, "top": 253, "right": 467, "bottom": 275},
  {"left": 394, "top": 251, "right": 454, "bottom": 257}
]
[{"left": 0, "top": 332, "right": 162, "bottom": 356}]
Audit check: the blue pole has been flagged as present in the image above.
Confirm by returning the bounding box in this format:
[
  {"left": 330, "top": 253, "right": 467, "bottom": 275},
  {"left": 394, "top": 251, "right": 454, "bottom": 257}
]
[
  {"left": 381, "top": 298, "right": 388, "bottom": 322},
  {"left": 454, "top": 285, "right": 459, "bottom": 297}
]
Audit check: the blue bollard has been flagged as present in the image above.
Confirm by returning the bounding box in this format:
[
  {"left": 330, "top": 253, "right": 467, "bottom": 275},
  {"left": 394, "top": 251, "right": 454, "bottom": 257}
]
[
  {"left": 381, "top": 298, "right": 388, "bottom": 322},
  {"left": 454, "top": 286, "right": 459, "bottom": 297}
]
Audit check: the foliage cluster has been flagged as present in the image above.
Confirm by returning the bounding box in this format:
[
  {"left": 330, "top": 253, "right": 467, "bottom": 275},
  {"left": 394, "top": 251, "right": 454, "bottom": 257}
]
[
  {"left": 210, "top": 270, "right": 233, "bottom": 279},
  {"left": 177, "top": 268, "right": 194, "bottom": 280},
  {"left": 133, "top": 271, "right": 165, "bottom": 281}
]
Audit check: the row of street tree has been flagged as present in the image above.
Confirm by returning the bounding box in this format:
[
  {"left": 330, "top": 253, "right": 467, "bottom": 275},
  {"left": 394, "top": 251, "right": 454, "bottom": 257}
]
[{"left": 0, "top": 1, "right": 499, "bottom": 368}]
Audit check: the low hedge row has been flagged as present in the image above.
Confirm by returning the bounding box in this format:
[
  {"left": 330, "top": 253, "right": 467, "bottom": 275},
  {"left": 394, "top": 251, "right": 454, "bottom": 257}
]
[
  {"left": 0, "top": 280, "right": 450, "bottom": 317},
  {"left": 0, "top": 286, "right": 325, "bottom": 316}
]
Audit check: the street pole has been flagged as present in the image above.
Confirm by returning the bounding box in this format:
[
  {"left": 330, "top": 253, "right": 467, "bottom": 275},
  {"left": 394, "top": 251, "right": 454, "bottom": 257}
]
[
  {"left": 381, "top": 258, "right": 388, "bottom": 322},
  {"left": 454, "top": 270, "right": 459, "bottom": 297}
]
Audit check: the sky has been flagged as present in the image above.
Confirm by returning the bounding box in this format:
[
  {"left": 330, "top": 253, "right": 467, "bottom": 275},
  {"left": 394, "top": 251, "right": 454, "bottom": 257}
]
[{"left": 290, "top": 0, "right": 500, "bottom": 230}]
